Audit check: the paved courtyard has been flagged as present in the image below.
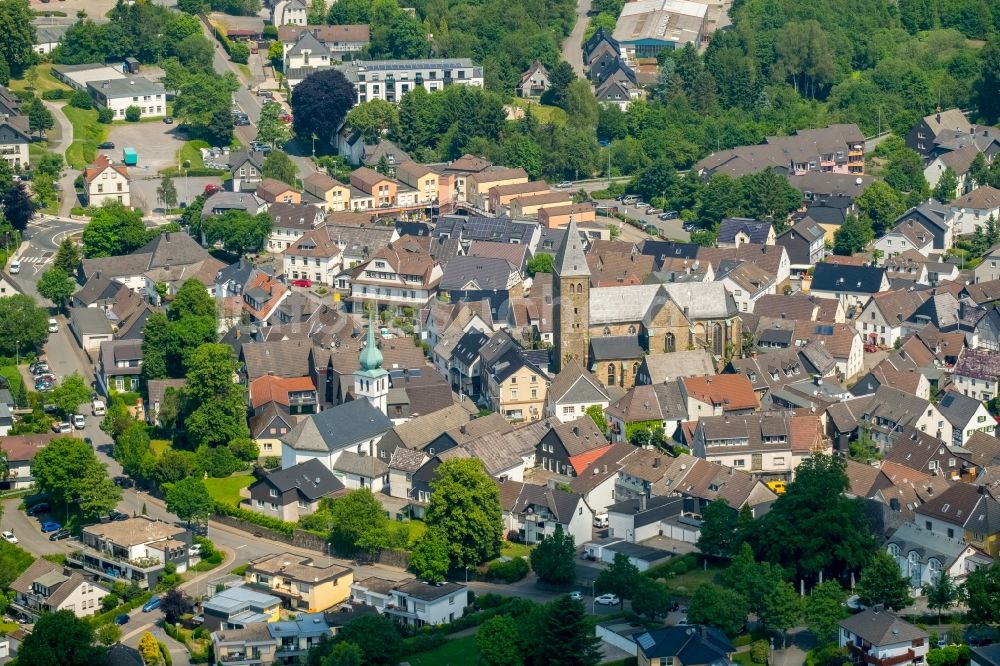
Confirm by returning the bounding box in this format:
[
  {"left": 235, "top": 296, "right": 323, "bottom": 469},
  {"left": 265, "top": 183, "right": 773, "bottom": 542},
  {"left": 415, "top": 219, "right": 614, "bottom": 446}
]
[
  {"left": 106, "top": 121, "right": 189, "bottom": 173},
  {"left": 131, "top": 175, "right": 222, "bottom": 212}
]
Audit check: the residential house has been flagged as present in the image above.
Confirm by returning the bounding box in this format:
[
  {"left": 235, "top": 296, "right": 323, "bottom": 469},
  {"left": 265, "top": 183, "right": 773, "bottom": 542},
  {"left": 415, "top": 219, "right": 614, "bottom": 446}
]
[
  {"left": 965, "top": 431, "right": 1000, "bottom": 472},
  {"left": 245, "top": 459, "right": 344, "bottom": 522},
  {"left": 245, "top": 553, "right": 353, "bottom": 612},
  {"left": 202, "top": 191, "right": 268, "bottom": 219},
  {"left": 839, "top": 610, "right": 929, "bottom": 666},
  {"left": 951, "top": 187, "right": 1000, "bottom": 236},
  {"left": 257, "top": 179, "right": 301, "bottom": 205},
  {"left": 465, "top": 167, "right": 530, "bottom": 211},
  {"left": 9, "top": 559, "right": 110, "bottom": 621},
  {"left": 499, "top": 480, "right": 593, "bottom": 546},
  {"left": 517, "top": 60, "right": 551, "bottom": 97},
  {"left": 925, "top": 143, "right": 979, "bottom": 195},
  {"left": 633, "top": 625, "right": 735, "bottom": 666},
  {"left": 775, "top": 219, "right": 826, "bottom": 276},
  {"left": 347, "top": 237, "right": 443, "bottom": 313},
  {"left": 249, "top": 374, "right": 319, "bottom": 417},
  {"left": 69, "top": 307, "right": 114, "bottom": 353},
  {"left": 753, "top": 291, "right": 845, "bottom": 323},
  {"left": 865, "top": 385, "right": 951, "bottom": 447},
  {"left": 350, "top": 578, "right": 469, "bottom": 627},
  {"left": 267, "top": 203, "right": 324, "bottom": 253},
  {"left": 272, "top": 0, "right": 308, "bottom": 26},
  {"left": 635, "top": 349, "right": 716, "bottom": 385},
  {"left": 283, "top": 29, "right": 332, "bottom": 77},
  {"left": 894, "top": 201, "right": 956, "bottom": 251},
  {"left": 487, "top": 181, "right": 550, "bottom": 215},
  {"left": 210, "top": 625, "right": 277, "bottom": 666},
  {"left": 303, "top": 172, "right": 351, "bottom": 212},
  {"left": 98, "top": 339, "right": 142, "bottom": 394},
  {"left": 856, "top": 290, "right": 930, "bottom": 349},
  {"left": 481, "top": 338, "right": 551, "bottom": 423},
  {"left": 544, "top": 359, "right": 614, "bottom": 423},
  {"left": 729, "top": 344, "right": 837, "bottom": 406},
  {"left": 886, "top": 521, "right": 992, "bottom": 593},
  {"left": 876, "top": 218, "right": 936, "bottom": 259},
  {"left": 337, "top": 59, "right": 484, "bottom": 106},
  {"left": 67, "top": 517, "right": 191, "bottom": 590},
  {"left": 906, "top": 108, "right": 973, "bottom": 158},
  {"left": 683, "top": 374, "right": 760, "bottom": 419},
  {"left": 607, "top": 495, "right": 684, "bottom": 544},
  {"left": 278, "top": 25, "right": 370, "bottom": 59},
  {"left": 203, "top": 585, "right": 281, "bottom": 632},
  {"left": 396, "top": 161, "right": 447, "bottom": 206},
  {"left": 604, "top": 381, "right": 689, "bottom": 444},
  {"left": 913, "top": 481, "right": 1000, "bottom": 556},
  {"left": 83, "top": 154, "right": 130, "bottom": 207},
  {"left": 938, "top": 390, "right": 996, "bottom": 447},
  {"left": 0, "top": 116, "right": 30, "bottom": 169},
  {"left": 692, "top": 411, "right": 806, "bottom": 478},
  {"left": 147, "top": 378, "right": 186, "bottom": 427},
  {"left": 536, "top": 416, "right": 610, "bottom": 477},
  {"left": 717, "top": 218, "right": 775, "bottom": 247},
  {"left": 955, "top": 348, "right": 1000, "bottom": 401},
  {"left": 0, "top": 433, "right": 65, "bottom": 490},
  {"left": 283, "top": 226, "right": 343, "bottom": 286},
  {"left": 809, "top": 263, "right": 890, "bottom": 312},
  {"left": 715, "top": 260, "right": 776, "bottom": 314},
  {"left": 87, "top": 77, "right": 166, "bottom": 119},
  {"left": 230, "top": 149, "right": 265, "bottom": 193},
  {"left": 349, "top": 167, "right": 396, "bottom": 209},
  {"left": 438, "top": 255, "right": 523, "bottom": 302}
]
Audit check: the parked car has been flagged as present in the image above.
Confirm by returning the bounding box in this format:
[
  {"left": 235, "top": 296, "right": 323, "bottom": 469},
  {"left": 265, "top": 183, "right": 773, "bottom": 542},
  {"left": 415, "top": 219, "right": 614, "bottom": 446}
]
[
  {"left": 113, "top": 476, "right": 134, "bottom": 488},
  {"left": 250, "top": 142, "right": 272, "bottom": 154},
  {"left": 278, "top": 112, "right": 292, "bottom": 123},
  {"left": 234, "top": 115, "right": 250, "bottom": 126},
  {"left": 291, "top": 279, "right": 312, "bottom": 287},
  {"left": 142, "top": 595, "right": 162, "bottom": 612},
  {"left": 659, "top": 211, "right": 679, "bottom": 220},
  {"left": 35, "top": 381, "right": 53, "bottom": 392},
  {"left": 52, "top": 421, "right": 72, "bottom": 434},
  {"left": 31, "top": 364, "right": 50, "bottom": 376},
  {"left": 569, "top": 591, "right": 582, "bottom": 600},
  {"left": 594, "top": 594, "right": 620, "bottom": 606},
  {"left": 40, "top": 521, "right": 61, "bottom": 533},
  {"left": 49, "top": 528, "right": 71, "bottom": 541},
  {"left": 115, "top": 613, "right": 130, "bottom": 625},
  {"left": 97, "top": 141, "right": 115, "bottom": 149},
  {"left": 47, "top": 318, "right": 58, "bottom": 333},
  {"left": 163, "top": 116, "right": 174, "bottom": 124},
  {"left": 72, "top": 414, "right": 85, "bottom": 429},
  {"left": 204, "top": 184, "right": 221, "bottom": 195},
  {"left": 26, "top": 503, "right": 49, "bottom": 516},
  {"left": 189, "top": 543, "right": 203, "bottom": 556},
  {"left": 108, "top": 511, "right": 128, "bottom": 522},
  {"left": 864, "top": 342, "right": 878, "bottom": 353},
  {"left": 2, "top": 531, "right": 17, "bottom": 544},
  {"left": 556, "top": 180, "right": 573, "bottom": 188},
  {"left": 257, "top": 90, "right": 273, "bottom": 99},
  {"left": 634, "top": 201, "right": 650, "bottom": 209},
  {"left": 647, "top": 208, "right": 663, "bottom": 215}
]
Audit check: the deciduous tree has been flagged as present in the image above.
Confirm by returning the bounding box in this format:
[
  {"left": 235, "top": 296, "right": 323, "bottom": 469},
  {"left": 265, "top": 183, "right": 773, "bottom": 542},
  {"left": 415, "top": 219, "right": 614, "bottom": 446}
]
[
  {"left": 334, "top": 615, "right": 403, "bottom": 666},
  {"left": 855, "top": 550, "right": 911, "bottom": 611},
  {"left": 596, "top": 552, "right": 641, "bottom": 604},
  {"left": 409, "top": 526, "right": 450, "bottom": 583},
  {"left": 530, "top": 525, "right": 576, "bottom": 584},
  {"left": 37, "top": 267, "right": 75, "bottom": 309},
  {"left": 291, "top": 69, "right": 356, "bottom": 149},
  {"left": 687, "top": 584, "right": 749, "bottom": 636},
  {"left": 805, "top": 580, "right": 848, "bottom": 645},
  {"left": 631, "top": 579, "right": 672, "bottom": 619},
  {"left": 53, "top": 237, "right": 81, "bottom": 275},
  {"left": 697, "top": 497, "right": 738, "bottom": 559},
  {"left": 157, "top": 176, "right": 178, "bottom": 209},
  {"left": 202, "top": 210, "right": 272, "bottom": 253},
  {"left": 477, "top": 614, "right": 523, "bottom": 666},
  {"left": 0, "top": 293, "right": 49, "bottom": 356},
  {"left": 0, "top": 0, "right": 36, "bottom": 79},
  {"left": 933, "top": 167, "right": 960, "bottom": 203},
  {"left": 346, "top": 100, "right": 399, "bottom": 143},
  {"left": 184, "top": 343, "right": 248, "bottom": 447},
  {"left": 964, "top": 562, "right": 1000, "bottom": 625},
  {"left": 328, "top": 488, "right": 389, "bottom": 556},
  {"left": 761, "top": 581, "right": 802, "bottom": 646},
  {"left": 425, "top": 458, "right": 503, "bottom": 568},
  {"left": 833, "top": 214, "right": 875, "bottom": 256},
  {"left": 82, "top": 203, "right": 149, "bottom": 258},
  {"left": 924, "top": 571, "right": 959, "bottom": 625},
  {"left": 2, "top": 181, "right": 38, "bottom": 231},
  {"left": 51, "top": 372, "right": 92, "bottom": 417},
  {"left": 17, "top": 610, "right": 103, "bottom": 666},
  {"left": 166, "top": 477, "right": 213, "bottom": 527},
  {"left": 262, "top": 150, "right": 297, "bottom": 186},
  {"left": 256, "top": 101, "right": 291, "bottom": 148}
]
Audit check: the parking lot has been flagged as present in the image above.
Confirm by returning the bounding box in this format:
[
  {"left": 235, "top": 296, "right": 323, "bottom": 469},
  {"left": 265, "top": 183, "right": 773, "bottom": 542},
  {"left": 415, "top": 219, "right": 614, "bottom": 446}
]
[
  {"left": 131, "top": 175, "right": 222, "bottom": 211},
  {"left": 594, "top": 199, "right": 691, "bottom": 241},
  {"left": 106, "top": 121, "right": 188, "bottom": 173}
]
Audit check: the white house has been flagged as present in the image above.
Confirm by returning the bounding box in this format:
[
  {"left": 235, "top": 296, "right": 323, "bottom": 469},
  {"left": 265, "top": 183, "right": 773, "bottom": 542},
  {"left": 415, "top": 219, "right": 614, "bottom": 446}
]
[
  {"left": 0, "top": 117, "right": 30, "bottom": 169},
  {"left": 87, "top": 78, "right": 166, "bottom": 119},
  {"left": 271, "top": 0, "right": 307, "bottom": 26},
  {"left": 954, "top": 348, "right": 1000, "bottom": 401},
  {"left": 839, "top": 610, "right": 929, "bottom": 666},
  {"left": 9, "top": 559, "right": 111, "bottom": 620},
  {"left": 938, "top": 390, "right": 996, "bottom": 447},
  {"left": 543, "top": 359, "right": 613, "bottom": 423},
  {"left": 284, "top": 30, "right": 332, "bottom": 73},
  {"left": 855, "top": 290, "right": 928, "bottom": 349},
  {"left": 267, "top": 202, "right": 324, "bottom": 253},
  {"left": 82, "top": 155, "right": 130, "bottom": 207},
  {"left": 500, "top": 480, "right": 594, "bottom": 547},
  {"left": 279, "top": 396, "right": 392, "bottom": 471},
  {"left": 607, "top": 495, "right": 683, "bottom": 543},
  {"left": 338, "top": 59, "right": 484, "bottom": 105},
  {"left": 282, "top": 225, "right": 344, "bottom": 286},
  {"left": 351, "top": 578, "right": 469, "bottom": 627},
  {"left": 951, "top": 186, "right": 1000, "bottom": 236},
  {"left": 874, "top": 219, "right": 935, "bottom": 259}
]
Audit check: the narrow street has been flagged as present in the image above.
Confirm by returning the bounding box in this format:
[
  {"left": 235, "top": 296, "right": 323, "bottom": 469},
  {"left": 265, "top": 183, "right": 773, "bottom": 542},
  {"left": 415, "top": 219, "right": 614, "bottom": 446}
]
[
  {"left": 562, "top": 0, "right": 591, "bottom": 77},
  {"left": 40, "top": 101, "right": 79, "bottom": 217}
]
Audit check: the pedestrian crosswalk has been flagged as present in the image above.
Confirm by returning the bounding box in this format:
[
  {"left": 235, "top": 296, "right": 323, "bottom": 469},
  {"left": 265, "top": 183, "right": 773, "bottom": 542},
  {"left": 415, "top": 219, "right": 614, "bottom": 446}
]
[{"left": 15, "top": 255, "right": 52, "bottom": 267}]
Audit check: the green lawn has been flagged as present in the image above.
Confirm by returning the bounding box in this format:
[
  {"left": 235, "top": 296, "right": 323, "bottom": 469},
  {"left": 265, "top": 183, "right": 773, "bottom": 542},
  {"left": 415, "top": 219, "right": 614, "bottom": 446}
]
[
  {"left": 177, "top": 139, "right": 210, "bottom": 170},
  {"left": 9, "top": 64, "right": 72, "bottom": 95},
  {"left": 660, "top": 565, "right": 723, "bottom": 597},
  {"left": 501, "top": 541, "right": 533, "bottom": 559},
  {"left": 204, "top": 475, "right": 253, "bottom": 507},
  {"left": 733, "top": 652, "right": 762, "bottom": 666},
  {"left": 402, "top": 635, "right": 478, "bottom": 666},
  {"left": 509, "top": 98, "right": 567, "bottom": 125},
  {"left": 149, "top": 439, "right": 171, "bottom": 457},
  {"left": 62, "top": 105, "right": 108, "bottom": 170}
]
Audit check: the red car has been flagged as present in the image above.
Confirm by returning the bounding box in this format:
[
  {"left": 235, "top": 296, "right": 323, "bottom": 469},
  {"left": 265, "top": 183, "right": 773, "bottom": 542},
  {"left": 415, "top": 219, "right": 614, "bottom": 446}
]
[
  {"left": 278, "top": 113, "right": 293, "bottom": 123},
  {"left": 291, "top": 279, "right": 312, "bottom": 287},
  {"left": 204, "top": 184, "right": 221, "bottom": 195}
]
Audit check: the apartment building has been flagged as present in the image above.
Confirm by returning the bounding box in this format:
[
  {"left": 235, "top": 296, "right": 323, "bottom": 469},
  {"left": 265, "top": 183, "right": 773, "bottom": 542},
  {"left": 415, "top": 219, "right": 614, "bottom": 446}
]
[
  {"left": 87, "top": 77, "right": 166, "bottom": 119},
  {"left": 67, "top": 516, "right": 190, "bottom": 589},
  {"left": 347, "top": 237, "right": 443, "bottom": 313},
  {"left": 9, "top": 559, "right": 110, "bottom": 621},
  {"left": 695, "top": 124, "right": 865, "bottom": 178},
  {"left": 338, "top": 59, "right": 484, "bottom": 105},
  {"left": 350, "top": 577, "right": 469, "bottom": 627}
]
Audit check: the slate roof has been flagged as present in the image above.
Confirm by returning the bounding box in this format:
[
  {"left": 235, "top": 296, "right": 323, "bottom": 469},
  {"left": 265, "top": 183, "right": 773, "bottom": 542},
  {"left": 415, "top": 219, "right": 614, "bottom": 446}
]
[
  {"left": 548, "top": 359, "right": 610, "bottom": 404},
  {"left": 915, "top": 482, "right": 1000, "bottom": 533},
  {"left": 254, "top": 458, "right": 343, "bottom": 501},
  {"left": 590, "top": 335, "right": 644, "bottom": 361},
  {"left": 439, "top": 255, "right": 519, "bottom": 291},
  {"left": 839, "top": 610, "right": 927, "bottom": 646},
  {"left": 282, "top": 399, "right": 392, "bottom": 452},
  {"left": 811, "top": 262, "right": 887, "bottom": 294},
  {"left": 938, "top": 390, "right": 987, "bottom": 429},
  {"left": 640, "top": 350, "right": 716, "bottom": 384},
  {"left": 717, "top": 218, "right": 772, "bottom": 245},
  {"left": 333, "top": 450, "right": 389, "bottom": 478},
  {"left": 953, "top": 186, "right": 1000, "bottom": 211},
  {"left": 966, "top": 431, "right": 1000, "bottom": 469},
  {"left": 635, "top": 625, "right": 734, "bottom": 662},
  {"left": 551, "top": 416, "right": 609, "bottom": 456},
  {"left": 554, "top": 218, "right": 590, "bottom": 278},
  {"left": 955, "top": 347, "right": 1000, "bottom": 381},
  {"left": 241, "top": 339, "right": 314, "bottom": 381}
]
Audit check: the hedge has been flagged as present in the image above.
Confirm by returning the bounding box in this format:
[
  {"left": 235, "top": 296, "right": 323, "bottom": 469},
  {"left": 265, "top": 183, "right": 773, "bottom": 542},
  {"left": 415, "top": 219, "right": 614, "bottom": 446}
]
[
  {"left": 88, "top": 591, "right": 153, "bottom": 627},
  {"left": 486, "top": 557, "right": 529, "bottom": 583},
  {"left": 643, "top": 553, "right": 699, "bottom": 580},
  {"left": 212, "top": 500, "right": 296, "bottom": 536},
  {"left": 159, "top": 167, "right": 227, "bottom": 178},
  {"left": 41, "top": 90, "right": 66, "bottom": 100}
]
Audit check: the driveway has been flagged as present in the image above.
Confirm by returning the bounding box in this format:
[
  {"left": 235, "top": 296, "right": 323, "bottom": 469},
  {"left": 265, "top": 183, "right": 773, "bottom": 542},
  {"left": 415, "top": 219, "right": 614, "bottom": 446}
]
[
  {"left": 562, "top": 0, "right": 590, "bottom": 77},
  {"left": 105, "top": 121, "right": 188, "bottom": 173}
]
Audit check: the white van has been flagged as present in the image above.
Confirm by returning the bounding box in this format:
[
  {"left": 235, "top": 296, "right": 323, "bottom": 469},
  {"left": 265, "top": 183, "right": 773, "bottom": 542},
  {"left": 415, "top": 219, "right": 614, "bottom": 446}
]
[
  {"left": 593, "top": 513, "right": 609, "bottom": 528},
  {"left": 47, "top": 318, "right": 58, "bottom": 333},
  {"left": 92, "top": 399, "right": 106, "bottom": 416},
  {"left": 9, "top": 260, "right": 20, "bottom": 274}
]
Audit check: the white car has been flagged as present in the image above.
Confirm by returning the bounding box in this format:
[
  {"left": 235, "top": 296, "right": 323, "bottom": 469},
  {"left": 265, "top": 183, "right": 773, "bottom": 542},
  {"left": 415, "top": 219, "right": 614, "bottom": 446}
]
[
  {"left": 2, "top": 531, "right": 17, "bottom": 544},
  {"left": 556, "top": 180, "right": 573, "bottom": 188},
  {"left": 189, "top": 543, "right": 203, "bottom": 556},
  {"left": 72, "top": 414, "right": 85, "bottom": 430},
  {"left": 569, "top": 591, "right": 582, "bottom": 600},
  {"left": 47, "top": 318, "right": 58, "bottom": 333},
  {"left": 594, "top": 593, "right": 620, "bottom": 606}
]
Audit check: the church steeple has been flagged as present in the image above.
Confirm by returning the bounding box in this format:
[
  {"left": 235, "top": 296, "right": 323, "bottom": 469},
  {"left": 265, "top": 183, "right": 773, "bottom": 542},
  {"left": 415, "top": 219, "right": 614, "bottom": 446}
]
[
  {"left": 354, "top": 312, "right": 389, "bottom": 415},
  {"left": 555, "top": 217, "right": 591, "bottom": 278},
  {"left": 552, "top": 218, "right": 591, "bottom": 373}
]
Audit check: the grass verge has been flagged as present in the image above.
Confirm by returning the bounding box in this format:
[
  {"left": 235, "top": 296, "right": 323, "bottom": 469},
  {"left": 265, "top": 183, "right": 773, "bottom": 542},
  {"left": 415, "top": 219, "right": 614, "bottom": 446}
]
[
  {"left": 9, "top": 64, "right": 72, "bottom": 95},
  {"left": 509, "top": 98, "right": 568, "bottom": 125},
  {"left": 62, "top": 105, "right": 108, "bottom": 170},
  {"left": 204, "top": 475, "right": 253, "bottom": 507},
  {"left": 401, "top": 634, "right": 478, "bottom": 666}
]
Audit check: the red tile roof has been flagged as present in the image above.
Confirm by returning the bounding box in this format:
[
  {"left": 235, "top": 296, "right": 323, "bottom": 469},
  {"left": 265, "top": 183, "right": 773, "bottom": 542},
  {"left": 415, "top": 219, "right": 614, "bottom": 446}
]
[
  {"left": 682, "top": 375, "right": 760, "bottom": 412},
  {"left": 569, "top": 443, "right": 615, "bottom": 475},
  {"left": 249, "top": 375, "right": 316, "bottom": 409},
  {"left": 83, "top": 154, "right": 129, "bottom": 184}
]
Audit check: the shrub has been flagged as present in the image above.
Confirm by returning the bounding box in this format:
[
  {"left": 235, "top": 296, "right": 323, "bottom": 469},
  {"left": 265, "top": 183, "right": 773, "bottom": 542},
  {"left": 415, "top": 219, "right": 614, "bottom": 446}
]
[
  {"left": 229, "top": 42, "right": 250, "bottom": 64},
  {"left": 486, "top": 557, "right": 530, "bottom": 583},
  {"left": 125, "top": 105, "right": 141, "bottom": 122},
  {"left": 262, "top": 456, "right": 281, "bottom": 469},
  {"left": 672, "top": 561, "right": 688, "bottom": 575},
  {"left": 732, "top": 635, "right": 754, "bottom": 648},
  {"left": 69, "top": 90, "right": 92, "bottom": 109},
  {"left": 751, "top": 640, "right": 769, "bottom": 664},
  {"left": 97, "top": 107, "right": 114, "bottom": 123},
  {"left": 100, "top": 593, "right": 120, "bottom": 612},
  {"left": 41, "top": 89, "right": 66, "bottom": 100},
  {"left": 263, "top": 24, "right": 278, "bottom": 38}
]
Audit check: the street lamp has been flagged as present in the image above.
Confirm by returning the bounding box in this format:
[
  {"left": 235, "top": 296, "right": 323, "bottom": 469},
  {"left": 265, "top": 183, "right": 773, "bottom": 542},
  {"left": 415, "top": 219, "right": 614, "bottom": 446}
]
[
  {"left": 591, "top": 579, "right": 596, "bottom": 614},
  {"left": 15, "top": 340, "right": 19, "bottom": 367}
]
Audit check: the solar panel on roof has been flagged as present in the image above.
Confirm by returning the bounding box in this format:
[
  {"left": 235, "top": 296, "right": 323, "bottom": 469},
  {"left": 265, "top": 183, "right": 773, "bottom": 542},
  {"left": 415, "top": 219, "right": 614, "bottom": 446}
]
[
  {"left": 816, "top": 325, "right": 834, "bottom": 335},
  {"left": 637, "top": 633, "right": 656, "bottom": 650}
]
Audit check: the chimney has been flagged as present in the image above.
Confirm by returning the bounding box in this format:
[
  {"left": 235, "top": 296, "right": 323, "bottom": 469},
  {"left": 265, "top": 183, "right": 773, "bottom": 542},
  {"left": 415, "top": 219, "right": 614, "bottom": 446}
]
[
  {"left": 653, "top": 457, "right": 660, "bottom": 468},
  {"left": 572, "top": 425, "right": 580, "bottom": 436},
  {"left": 459, "top": 424, "right": 466, "bottom": 434},
  {"left": 937, "top": 113, "right": 942, "bottom": 123},
  {"left": 640, "top": 494, "right": 647, "bottom": 511}
]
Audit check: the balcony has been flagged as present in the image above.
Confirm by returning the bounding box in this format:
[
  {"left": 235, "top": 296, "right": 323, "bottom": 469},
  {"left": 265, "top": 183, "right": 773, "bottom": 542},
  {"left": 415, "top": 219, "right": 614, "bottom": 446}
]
[{"left": 846, "top": 642, "right": 917, "bottom": 666}]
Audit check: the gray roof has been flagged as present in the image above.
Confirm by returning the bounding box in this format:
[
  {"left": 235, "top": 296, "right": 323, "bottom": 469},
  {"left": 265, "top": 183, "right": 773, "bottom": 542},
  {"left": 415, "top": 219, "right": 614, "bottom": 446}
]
[
  {"left": 255, "top": 458, "right": 343, "bottom": 501},
  {"left": 548, "top": 359, "right": 611, "bottom": 404},
  {"left": 389, "top": 447, "right": 428, "bottom": 473},
  {"left": 332, "top": 450, "right": 389, "bottom": 478},
  {"left": 938, "top": 390, "right": 985, "bottom": 429},
  {"left": 659, "top": 282, "right": 737, "bottom": 319},
  {"left": 554, "top": 218, "right": 590, "bottom": 278},
  {"left": 839, "top": 610, "right": 927, "bottom": 646},
  {"left": 955, "top": 347, "right": 1000, "bottom": 381},
  {"left": 269, "top": 203, "right": 322, "bottom": 230},
  {"left": 74, "top": 272, "right": 126, "bottom": 306},
  {"left": 69, "top": 306, "right": 113, "bottom": 335},
  {"left": 287, "top": 29, "right": 331, "bottom": 57},
  {"left": 500, "top": 480, "right": 584, "bottom": 523},
  {"left": 203, "top": 191, "right": 267, "bottom": 218},
  {"left": 590, "top": 335, "right": 644, "bottom": 361},
  {"left": 640, "top": 350, "right": 715, "bottom": 384},
  {"left": 393, "top": 579, "right": 466, "bottom": 602},
  {"left": 886, "top": 521, "right": 972, "bottom": 568},
  {"left": 439, "top": 255, "right": 518, "bottom": 291},
  {"left": 282, "top": 399, "right": 392, "bottom": 452},
  {"left": 87, "top": 77, "right": 164, "bottom": 98},
  {"left": 718, "top": 218, "right": 772, "bottom": 245}
]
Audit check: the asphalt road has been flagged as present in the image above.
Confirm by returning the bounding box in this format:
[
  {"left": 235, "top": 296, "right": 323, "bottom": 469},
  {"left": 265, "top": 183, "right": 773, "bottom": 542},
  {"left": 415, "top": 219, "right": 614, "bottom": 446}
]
[{"left": 562, "top": 0, "right": 590, "bottom": 77}]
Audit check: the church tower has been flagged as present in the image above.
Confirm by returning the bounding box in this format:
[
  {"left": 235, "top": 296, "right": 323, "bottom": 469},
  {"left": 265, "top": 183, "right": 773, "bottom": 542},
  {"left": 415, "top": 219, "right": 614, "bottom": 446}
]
[
  {"left": 354, "top": 314, "right": 389, "bottom": 415},
  {"left": 553, "top": 218, "right": 591, "bottom": 373}
]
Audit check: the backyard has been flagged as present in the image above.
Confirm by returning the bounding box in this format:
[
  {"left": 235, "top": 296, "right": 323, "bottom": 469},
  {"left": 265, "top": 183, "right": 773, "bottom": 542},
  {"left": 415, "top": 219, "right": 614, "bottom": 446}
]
[
  {"left": 8, "top": 64, "right": 72, "bottom": 96},
  {"left": 401, "top": 634, "right": 478, "bottom": 666},
  {"left": 62, "top": 105, "right": 108, "bottom": 171},
  {"left": 204, "top": 475, "right": 253, "bottom": 507}
]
